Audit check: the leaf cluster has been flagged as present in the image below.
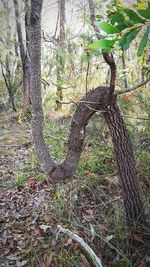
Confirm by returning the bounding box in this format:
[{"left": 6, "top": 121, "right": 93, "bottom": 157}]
[{"left": 90, "top": 7, "right": 150, "bottom": 56}]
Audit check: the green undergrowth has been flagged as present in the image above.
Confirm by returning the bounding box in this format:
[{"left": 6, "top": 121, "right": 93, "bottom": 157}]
[
  {"left": 22, "top": 114, "right": 150, "bottom": 266},
  {"left": 4, "top": 108, "right": 149, "bottom": 266},
  {"left": 25, "top": 174, "right": 150, "bottom": 267}
]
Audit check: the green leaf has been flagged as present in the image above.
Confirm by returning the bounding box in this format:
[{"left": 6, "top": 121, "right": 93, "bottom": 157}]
[
  {"left": 90, "top": 39, "right": 116, "bottom": 50},
  {"left": 124, "top": 8, "right": 146, "bottom": 23},
  {"left": 111, "top": 11, "right": 125, "bottom": 24},
  {"left": 116, "top": 21, "right": 134, "bottom": 31},
  {"left": 137, "top": 9, "right": 150, "bottom": 19},
  {"left": 98, "top": 21, "right": 121, "bottom": 34},
  {"left": 118, "top": 28, "right": 140, "bottom": 50},
  {"left": 137, "top": 26, "right": 150, "bottom": 57}
]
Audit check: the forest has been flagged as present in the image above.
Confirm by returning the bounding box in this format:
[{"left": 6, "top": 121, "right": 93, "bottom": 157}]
[{"left": 0, "top": 0, "right": 150, "bottom": 266}]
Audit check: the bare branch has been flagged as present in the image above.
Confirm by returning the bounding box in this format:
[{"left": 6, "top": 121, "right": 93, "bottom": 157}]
[
  {"left": 59, "top": 99, "right": 101, "bottom": 105},
  {"left": 116, "top": 79, "right": 150, "bottom": 95},
  {"left": 50, "top": 80, "right": 76, "bottom": 89},
  {"left": 57, "top": 225, "right": 104, "bottom": 267},
  {"left": 122, "top": 115, "right": 150, "bottom": 121}
]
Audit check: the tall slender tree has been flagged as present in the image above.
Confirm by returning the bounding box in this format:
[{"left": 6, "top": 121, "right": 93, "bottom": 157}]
[
  {"left": 1, "top": 0, "right": 16, "bottom": 111},
  {"left": 13, "top": 0, "right": 31, "bottom": 107},
  {"left": 56, "top": 0, "right": 66, "bottom": 110}
]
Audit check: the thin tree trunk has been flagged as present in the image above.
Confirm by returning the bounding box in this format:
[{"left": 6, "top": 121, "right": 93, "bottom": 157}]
[
  {"left": 24, "top": 0, "right": 31, "bottom": 105},
  {"left": 13, "top": 0, "right": 31, "bottom": 106},
  {"left": 1, "top": 58, "right": 16, "bottom": 111},
  {"left": 1, "top": 0, "right": 16, "bottom": 111},
  {"left": 121, "top": 51, "right": 128, "bottom": 89},
  {"left": 30, "top": 0, "right": 57, "bottom": 179},
  {"left": 56, "top": 0, "right": 66, "bottom": 110}
]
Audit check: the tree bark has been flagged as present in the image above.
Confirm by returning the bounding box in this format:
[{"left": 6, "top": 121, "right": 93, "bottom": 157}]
[
  {"left": 13, "top": 0, "right": 31, "bottom": 107},
  {"left": 1, "top": 0, "right": 16, "bottom": 111},
  {"left": 56, "top": 0, "right": 66, "bottom": 110},
  {"left": 29, "top": 0, "right": 146, "bottom": 227},
  {"left": 87, "top": 0, "right": 146, "bottom": 226},
  {"left": 1, "top": 58, "right": 16, "bottom": 111},
  {"left": 102, "top": 102, "right": 144, "bottom": 223},
  {"left": 30, "top": 0, "right": 57, "bottom": 179}
]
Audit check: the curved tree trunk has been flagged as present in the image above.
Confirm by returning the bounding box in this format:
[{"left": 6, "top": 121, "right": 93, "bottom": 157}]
[{"left": 29, "top": 0, "right": 146, "bottom": 226}]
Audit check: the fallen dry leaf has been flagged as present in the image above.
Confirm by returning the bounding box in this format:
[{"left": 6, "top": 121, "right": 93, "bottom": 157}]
[
  {"left": 39, "top": 224, "right": 50, "bottom": 232},
  {"left": 98, "top": 224, "right": 108, "bottom": 233},
  {"left": 73, "top": 243, "right": 80, "bottom": 254},
  {"left": 138, "top": 263, "right": 150, "bottom": 267},
  {"left": 134, "top": 234, "right": 144, "bottom": 243},
  {"left": 80, "top": 253, "right": 91, "bottom": 267},
  {"left": 64, "top": 238, "right": 72, "bottom": 247}
]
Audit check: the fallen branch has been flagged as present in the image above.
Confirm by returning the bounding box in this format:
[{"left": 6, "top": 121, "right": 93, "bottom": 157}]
[
  {"left": 0, "top": 134, "right": 67, "bottom": 148},
  {"left": 57, "top": 225, "right": 103, "bottom": 267},
  {"left": 116, "top": 78, "right": 150, "bottom": 95},
  {"left": 0, "top": 141, "right": 31, "bottom": 148},
  {"left": 122, "top": 114, "right": 150, "bottom": 121},
  {"left": 59, "top": 99, "right": 101, "bottom": 105}
]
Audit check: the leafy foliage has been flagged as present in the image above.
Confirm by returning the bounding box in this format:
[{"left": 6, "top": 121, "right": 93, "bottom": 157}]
[{"left": 91, "top": 6, "right": 150, "bottom": 56}]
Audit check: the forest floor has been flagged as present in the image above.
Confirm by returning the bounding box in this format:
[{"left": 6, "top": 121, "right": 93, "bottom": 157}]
[{"left": 0, "top": 109, "right": 150, "bottom": 267}]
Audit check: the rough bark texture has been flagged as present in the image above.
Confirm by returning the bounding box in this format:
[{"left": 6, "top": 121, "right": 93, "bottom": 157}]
[
  {"left": 103, "top": 102, "right": 144, "bottom": 223},
  {"left": 30, "top": 0, "right": 145, "bottom": 226},
  {"left": 51, "top": 87, "right": 109, "bottom": 181},
  {"left": 30, "top": 0, "right": 57, "bottom": 179},
  {"left": 87, "top": 0, "right": 145, "bottom": 226}
]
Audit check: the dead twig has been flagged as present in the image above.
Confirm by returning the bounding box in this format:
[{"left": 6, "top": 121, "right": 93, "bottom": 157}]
[
  {"left": 57, "top": 225, "right": 103, "bottom": 267},
  {"left": 116, "top": 79, "right": 149, "bottom": 95}
]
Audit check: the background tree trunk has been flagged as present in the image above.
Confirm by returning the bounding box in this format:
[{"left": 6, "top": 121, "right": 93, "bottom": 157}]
[
  {"left": 13, "top": 0, "right": 31, "bottom": 107},
  {"left": 56, "top": 0, "right": 66, "bottom": 110},
  {"left": 121, "top": 51, "right": 128, "bottom": 89},
  {"left": 1, "top": 57, "right": 16, "bottom": 111},
  {"left": 1, "top": 0, "right": 16, "bottom": 111}
]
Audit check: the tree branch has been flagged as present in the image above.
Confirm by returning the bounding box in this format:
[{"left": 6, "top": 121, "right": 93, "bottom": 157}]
[
  {"left": 116, "top": 78, "right": 150, "bottom": 95},
  {"left": 87, "top": 0, "right": 116, "bottom": 103},
  {"left": 57, "top": 225, "right": 104, "bottom": 267}
]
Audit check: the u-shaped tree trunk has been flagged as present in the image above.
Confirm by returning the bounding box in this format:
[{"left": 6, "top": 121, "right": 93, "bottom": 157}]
[{"left": 30, "top": 0, "right": 146, "bottom": 226}]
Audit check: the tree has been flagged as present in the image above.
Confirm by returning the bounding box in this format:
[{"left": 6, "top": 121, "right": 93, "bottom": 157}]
[
  {"left": 13, "top": 0, "right": 31, "bottom": 107},
  {"left": 0, "top": 0, "right": 17, "bottom": 111},
  {"left": 56, "top": 0, "right": 66, "bottom": 110},
  {"left": 30, "top": 0, "right": 149, "bottom": 228},
  {"left": 88, "top": 0, "right": 150, "bottom": 226},
  {"left": 1, "top": 54, "right": 16, "bottom": 111}
]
